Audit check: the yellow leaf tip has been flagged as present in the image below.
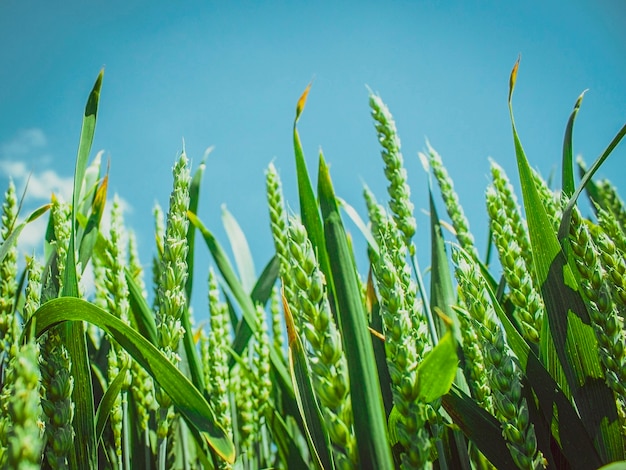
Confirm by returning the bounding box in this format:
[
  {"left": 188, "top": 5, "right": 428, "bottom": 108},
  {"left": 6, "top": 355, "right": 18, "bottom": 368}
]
[
  {"left": 295, "top": 80, "right": 314, "bottom": 122},
  {"left": 508, "top": 54, "right": 521, "bottom": 103}
]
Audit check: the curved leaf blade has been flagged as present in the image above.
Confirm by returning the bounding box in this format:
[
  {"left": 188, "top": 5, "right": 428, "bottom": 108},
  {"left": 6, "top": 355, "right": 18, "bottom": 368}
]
[
  {"left": 27, "top": 297, "right": 236, "bottom": 464},
  {"left": 562, "top": 91, "right": 586, "bottom": 198},
  {"left": 559, "top": 121, "right": 626, "bottom": 239},
  {"left": 95, "top": 366, "right": 129, "bottom": 444},
  {"left": 222, "top": 205, "right": 256, "bottom": 293},
  {"left": 187, "top": 212, "right": 294, "bottom": 400},
  {"left": 508, "top": 58, "right": 622, "bottom": 463}
]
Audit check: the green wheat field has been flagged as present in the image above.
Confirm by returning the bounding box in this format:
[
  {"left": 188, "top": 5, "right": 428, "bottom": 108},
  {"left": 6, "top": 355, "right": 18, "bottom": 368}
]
[{"left": 0, "top": 59, "right": 625, "bottom": 469}]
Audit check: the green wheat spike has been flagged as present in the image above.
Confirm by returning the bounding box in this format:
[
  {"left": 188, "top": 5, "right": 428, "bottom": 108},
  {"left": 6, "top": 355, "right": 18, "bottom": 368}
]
[
  {"left": 266, "top": 162, "right": 298, "bottom": 314},
  {"left": 489, "top": 160, "right": 533, "bottom": 271},
  {"left": 373, "top": 239, "right": 433, "bottom": 469},
  {"left": 100, "top": 195, "right": 132, "bottom": 467},
  {"left": 486, "top": 185, "right": 543, "bottom": 344},
  {"left": 205, "top": 267, "right": 234, "bottom": 459},
  {"left": 368, "top": 92, "right": 416, "bottom": 247},
  {"left": 597, "top": 179, "right": 626, "bottom": 233},
  {"left": 0, "top": 179, "right": 19, "bottom": 364},
  {"left": 427, "top": 144, "right": 480, "bottom": 261},
  {"left": 569, "top": 207, "right": 626, "bottom": 419},
  {"left": 0, "top": 342, "right": 44, "bottom": 470},
  {"left": 453, "top": 249, "right": 544, "bottom": 470},
  {"left": 287, "top": 216, "right": 358, "bottom": 468},
  {"left": 154, "top": 151, "right": 191, "bottom": 460}
]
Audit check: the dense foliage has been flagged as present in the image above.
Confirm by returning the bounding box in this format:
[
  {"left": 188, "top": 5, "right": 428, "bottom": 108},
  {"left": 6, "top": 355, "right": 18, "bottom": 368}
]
[{"left": 0, "top": 60, "right": 625, "bottom": 469}]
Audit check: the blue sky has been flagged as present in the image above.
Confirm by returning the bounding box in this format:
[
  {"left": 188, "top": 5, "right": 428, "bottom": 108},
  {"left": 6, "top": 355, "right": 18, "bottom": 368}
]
[{"left": 1, "top": 1, "right": 625, "bottom": 312}]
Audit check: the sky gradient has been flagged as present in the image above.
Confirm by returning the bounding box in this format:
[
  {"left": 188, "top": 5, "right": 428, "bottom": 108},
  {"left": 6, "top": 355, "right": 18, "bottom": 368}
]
[{"left": 1, "top": 1, "right": 625, "bottom": 311}]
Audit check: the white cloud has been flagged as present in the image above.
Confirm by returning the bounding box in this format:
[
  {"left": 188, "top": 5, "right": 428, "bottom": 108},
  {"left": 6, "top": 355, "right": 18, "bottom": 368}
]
[
  {"left": 0, "top": 128, "right": 47, "bottom": 157},
  {"left": 0, "top": 128, "right": 73, "bottom": 203},
  {"left": 17, "top": 215, "right": 48, "bottom": 256},
  {"left": 0, "top": 159, "right": 74, "bottom": 202},
  {"left": 14, "top": 193, "right": 133, "bottom": 263},
  {"left": 0, "top": 129, "right": 132, "bottom": 261}
]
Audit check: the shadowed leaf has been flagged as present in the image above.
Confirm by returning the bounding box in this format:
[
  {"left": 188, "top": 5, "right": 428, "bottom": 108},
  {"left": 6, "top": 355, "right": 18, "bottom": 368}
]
[{"left": 28, "top": 297, "right": 236, "bottom": 464}]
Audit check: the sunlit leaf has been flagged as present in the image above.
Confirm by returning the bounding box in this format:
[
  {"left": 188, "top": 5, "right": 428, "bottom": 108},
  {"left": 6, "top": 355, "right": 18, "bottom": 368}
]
[
  {"left": 62, "top": 69, "right": 104, "bottom": 470},
  {"left": 562, "top": 90, "right": 586, "bottom": 199},
  {"left": 318, "top": 154, "right": 394, "bottom": 469},
  {"left": 222, "top": 205, "right": 256, "bottom": 293},
  {"left": 416, "top": 331, "right": 458, "bottom": 403}
]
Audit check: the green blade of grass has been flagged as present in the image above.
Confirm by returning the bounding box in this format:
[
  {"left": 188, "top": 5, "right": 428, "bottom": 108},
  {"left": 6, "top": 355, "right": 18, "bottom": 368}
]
[
  {"left": 293, "top": 84, "right": 323, "bottom": 251},
  {"left": 293, "top": 86, "right": 335, "bottom": 317},
  {"left": 599, "top": 462, "right": 626, "bottom": 470},
  {"left": 577, "top": 158, "right": 604, "bottom": 213},
  {"left": 562, "top": 91, "right": 586, "bottom": 199},
  {"left": 265, "top": 404, "right": 311, "bottom": 469},
  {"left": 125, "top": 268, "right": 157, "bottom": 344},
  {"left": 27, "top": 297, "right": 236, "bottom": 464},
  {"left": 77, "top": 162, "right": 107, "bottom": 271},
  {"left": 368, "top": 275, "right": 394, "bottom": 418},
  {"left": 222, "top": 205, "right": 256, "bottom": 293},
  {"left": 77, "top": 150, "right": 103, "bottom": 216},
  {"left": 71, "top": 69, "right": 103, "bottom": 231},
  {"left": 95, "top": 366, "right": 129, "bottom": 444},
  {"left": 558, "top": 120, "right": 626, "bottom": 240},
  {"left": 428, "top": 180, "right": 473, "bottom": 470},
  {"left": 250, "top": 255, "right": 280, "bottom": 306},
  {"left": 429, "top": 182, "right": 461, "bottom": 342},
  {"left": 338, "top": 196, "right": 379, "bottom": 257},
  {"left": 61, "top": 323, "right": 95, "bottom": 470},
  {"left": 180, "top": 308, "right": 205, "bottom": 392},
  {"left": 61, "top": 69, "right": 104, "bottom": 470},
  {"left": 416, "top": 330, "right": 458, "bottom": 403},
  {"left": 508, "top": 58, "right": 622, "bottom": 463},
  {"left": 188, "top": 211, "right": 253, "bottom": 360},
  {"left": 187, "top": 212, "right": 293, "bottom": 395},
  {"left": 318, "top": 155, "right": 394, "bottom": 469}
]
